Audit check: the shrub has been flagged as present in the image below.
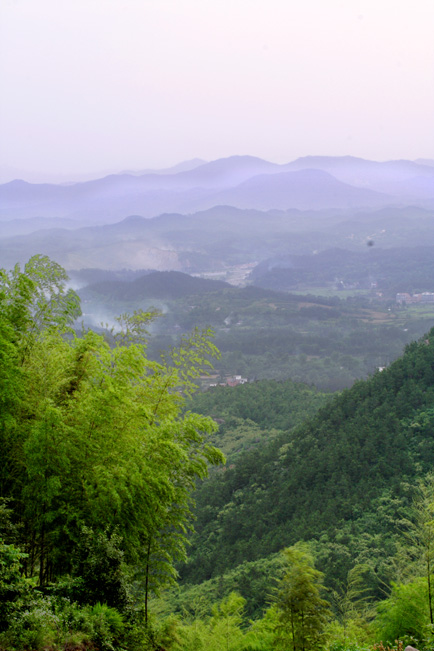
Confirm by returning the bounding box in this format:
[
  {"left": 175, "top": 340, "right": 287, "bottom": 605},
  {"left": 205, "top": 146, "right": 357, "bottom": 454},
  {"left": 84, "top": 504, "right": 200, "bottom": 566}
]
[
  {"left": 0, "top": 594, "right": 58, "bottom": 651},
  {"left": 71, "top": 527, "right": 131, "bottom": 613},
  {"left": 0, "top": 538, "right": 30, "bottom": 633},
  {"left": 374, "top": 578, "right": 429, "bottom": 645},
  {"left": 86, "top": 602, "right": 125, "bottom": 651}
]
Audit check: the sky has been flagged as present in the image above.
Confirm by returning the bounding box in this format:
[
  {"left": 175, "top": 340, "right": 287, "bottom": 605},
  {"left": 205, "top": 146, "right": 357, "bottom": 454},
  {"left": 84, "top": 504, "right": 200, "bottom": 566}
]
[{"left": 1, "top": 0, "right": 433, "bottom": 180}]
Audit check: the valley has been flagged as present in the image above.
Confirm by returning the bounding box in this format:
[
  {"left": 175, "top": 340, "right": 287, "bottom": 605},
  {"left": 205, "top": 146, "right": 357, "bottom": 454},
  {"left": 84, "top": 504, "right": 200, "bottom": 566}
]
[{"left": 2, "top": 155, "right": 434, "bottom": 649}]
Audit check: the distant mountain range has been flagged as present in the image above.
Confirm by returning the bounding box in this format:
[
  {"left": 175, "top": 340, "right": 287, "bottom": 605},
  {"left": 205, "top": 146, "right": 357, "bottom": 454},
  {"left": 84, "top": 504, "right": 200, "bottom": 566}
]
[
  {"left": 1, "top": 155, "right": 433, "bottom": 225},
  {"left": 117, "top": 158, "right": 207, "bottom": 177},
  {"left": 200, "top": 169, "right": 391, "bottom": 211},
  {"left": 285, "top": 156, "right": 434, "bottom": 201},
  {"left": 1, "top": 154, "right": 433, "bottom": 275},
  {"left": 0, "top": 158, "right": 207, "bottom": 184},
  {"left": 2, "top": 202, "right": 434, "bottom": 273}
]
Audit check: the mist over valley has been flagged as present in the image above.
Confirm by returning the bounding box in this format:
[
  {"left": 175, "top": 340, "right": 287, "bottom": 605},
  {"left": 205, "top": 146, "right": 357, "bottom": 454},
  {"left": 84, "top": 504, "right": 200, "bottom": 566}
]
[
  {"left": 1, "top": 154, "right": 431, "bottom": 393},
  {"left": 3, "top": 0, "right": 434, "bottom": 645}
]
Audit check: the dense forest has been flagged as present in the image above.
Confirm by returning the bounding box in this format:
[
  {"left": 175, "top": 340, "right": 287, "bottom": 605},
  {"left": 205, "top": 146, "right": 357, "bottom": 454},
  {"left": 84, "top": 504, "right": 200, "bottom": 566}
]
[
  {"left": 79, "top": 273, "right": 434, "bottom": 392},
  {"left": 2, "top": 257, "right": 434, "bottom": 650}
]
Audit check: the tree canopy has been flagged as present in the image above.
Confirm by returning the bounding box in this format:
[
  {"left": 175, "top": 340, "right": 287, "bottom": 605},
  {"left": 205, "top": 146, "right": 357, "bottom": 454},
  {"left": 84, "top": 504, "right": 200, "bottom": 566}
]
[{"left": 0, "top": 255, "right": 224, "bottom": 617}]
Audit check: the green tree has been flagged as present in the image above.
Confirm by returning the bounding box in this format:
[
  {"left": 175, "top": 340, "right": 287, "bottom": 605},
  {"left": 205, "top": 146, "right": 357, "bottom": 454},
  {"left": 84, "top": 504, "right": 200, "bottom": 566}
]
[
  {"left": 272, "top": 544, "right": 331, "bottom": 651},
  {"left": 72, "top": 526, "right": 130, "bottom": 611},
  {"left": 0, "top": 539, "right": 29, "bottom": 633},
  {"left": 0, "top": 255, "right": 81, "bottom": 351},
  {"left": 173, "top": 592, "right": 246, "bottom": 651},
  {"left": 0, "top": 256, "right": 225, "bottom": 618},
  {"left": 374, "top": 577, "right": 429, "bottom": 644},
  {"left": 208, "top": 591, "right": 246, "bottom": 651},
  {"left": 0, "top": 255, "right": 81, "bottom": 505},
  {"left": 404, "top": 473, "right": 434, "bottom": 625},
  {"left": 327, "top": 563, "right": 373, "bottom": 648}
]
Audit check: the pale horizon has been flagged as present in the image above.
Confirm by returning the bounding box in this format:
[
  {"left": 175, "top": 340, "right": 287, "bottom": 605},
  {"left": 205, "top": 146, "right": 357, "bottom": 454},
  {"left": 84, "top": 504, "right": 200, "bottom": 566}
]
[
  {"left": 1, "top": 151, "right": 434, "bottom": 186},
  {"left": 1, "top": 0, "right": 433, "bottom": 181}
]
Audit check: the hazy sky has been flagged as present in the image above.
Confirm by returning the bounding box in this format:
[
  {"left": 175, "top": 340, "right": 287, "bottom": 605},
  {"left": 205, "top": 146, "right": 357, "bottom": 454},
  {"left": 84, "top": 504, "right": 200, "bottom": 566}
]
[{"left": 1, "top": 0, "right": 433, "bottom": 178}]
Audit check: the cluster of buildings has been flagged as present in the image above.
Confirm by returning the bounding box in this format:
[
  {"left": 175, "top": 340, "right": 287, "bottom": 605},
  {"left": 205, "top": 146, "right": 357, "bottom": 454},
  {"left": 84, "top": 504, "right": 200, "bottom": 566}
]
[
  {"left": 396, "top": 292, "right": 434, "bottom": 305},
  {"left": 200, "top": 374, "right": 249, "bottom": 389}
]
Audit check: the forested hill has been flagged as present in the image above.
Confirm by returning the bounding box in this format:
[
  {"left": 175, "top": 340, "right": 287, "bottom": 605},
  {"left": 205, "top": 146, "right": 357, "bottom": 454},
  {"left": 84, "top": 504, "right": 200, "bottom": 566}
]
[
  {"left": 182, "top": 328, "right": 434, "bottom": 584},
  {"left": 188, "top": 379, "right": 329, "bottom": 433},
  {"left": 80, "top": 270, "right": 230, "bottom": 300},
  {"left": 186, "top": 379, "right": 329, "bottom": 461}
]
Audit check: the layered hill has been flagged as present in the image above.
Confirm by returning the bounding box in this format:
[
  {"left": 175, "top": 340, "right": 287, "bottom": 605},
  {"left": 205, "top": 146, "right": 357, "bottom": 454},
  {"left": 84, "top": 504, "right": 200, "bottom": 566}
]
[
  {"left": 1, "top": 155, "right": 432, "bottom": 224},
  {"left": 2, "top": 203, "right": 434, "bottom": 274},
  {"left": 285, "top": 155, "right": 434, "bottom": 200},
  {"left": 196, "top": 169, "right": 392, "bottom": 211},
  {"left": 80, "top": 270, "right": 230, "bottom": 300}
]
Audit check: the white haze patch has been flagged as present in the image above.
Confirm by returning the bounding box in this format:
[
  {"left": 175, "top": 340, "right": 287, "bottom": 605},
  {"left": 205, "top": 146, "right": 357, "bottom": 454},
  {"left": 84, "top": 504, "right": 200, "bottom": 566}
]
[
  {"left": 76, "top": 309, "right": 122, "bottom": 334},
  {"left": 66, "top": 279, "right": 87, "bottom": 292},
  {"left": 76, "top": 302, "right": 170, "bottom": 336}
]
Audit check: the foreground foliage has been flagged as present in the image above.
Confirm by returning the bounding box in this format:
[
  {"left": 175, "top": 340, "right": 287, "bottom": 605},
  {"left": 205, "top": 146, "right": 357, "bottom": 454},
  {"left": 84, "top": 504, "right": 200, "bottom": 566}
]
[
  {"left": 0, "top": 256, "right": 224, "bottom": 647},
  {"left": 3, "top": 256, "right": 434, "bottom": 649},
  {"left": 272, "top": 545, "right": 331, "bottom": 650}
]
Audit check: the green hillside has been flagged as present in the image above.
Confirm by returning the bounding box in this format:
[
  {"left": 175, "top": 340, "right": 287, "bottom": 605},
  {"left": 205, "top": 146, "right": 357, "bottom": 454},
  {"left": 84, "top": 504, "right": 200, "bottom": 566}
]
[
  {"left": 4, "top": 257, "right": 434, "bottom": 649},
  {"left": 80, "top": 275, "right": 434, "bottom": 392},
  {"left": 81, "top": 270, "right": 230, "bottom": 300},
  {"left": 181, "top": 330, "right": 434, "bottom": 591},
  {"left": 189, "top": 377, "right": 326, "bottom": 431}
]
